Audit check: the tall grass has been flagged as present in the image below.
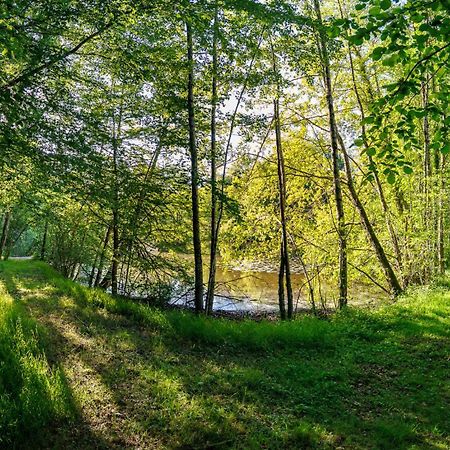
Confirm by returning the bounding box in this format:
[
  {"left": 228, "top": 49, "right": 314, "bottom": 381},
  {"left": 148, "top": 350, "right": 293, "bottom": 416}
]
[
  {"left": 46, "top": 271, "right": 336, "bottom": 352},
  {"left": 0, "top": 284, "right": 74, "bottom": 447}
]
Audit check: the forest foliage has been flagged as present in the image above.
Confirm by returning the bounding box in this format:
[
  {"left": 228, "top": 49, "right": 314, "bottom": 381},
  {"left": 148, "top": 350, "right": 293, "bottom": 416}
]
[{"left": 1, "top": 0, "right": 449, "bottom": 315}]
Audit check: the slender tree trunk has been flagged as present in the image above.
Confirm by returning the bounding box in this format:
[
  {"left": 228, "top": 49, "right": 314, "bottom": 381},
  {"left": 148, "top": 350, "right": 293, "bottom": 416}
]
[
  {"left": 89, "top": 252, "right": 100, "bottom": 288},
  {"left": 278, "top": 246, "right": 286, "bottom": 320},
  {"left": 206, "top": 3, "right": 219, "bottom": 315},
  {"left": 110, "top": 84, "right": 123, "bottom": 297},
  {"left": 0, "top": 211, "right": 11, "bottom": 259},
  {"left": 95, "top": 224, "right": 112, "bottom": 288},
  {"left": 40, "top": 219, "right": 48, "bottom": 261},
  {"left": 338, "top": 18, "right": 404, "bottom": 279},
  {"left": 111, "top": 208, "right": 119, "bottom": 295},
  {"left": 437, "top": 155, "right": 445, "bottom": 274},
  {"left": 274, "top": 97, "right": 294, "bottom": 318},
  {"left": 99, "top": 267, "right": 112, "bottom": 290},
  {"left": 422, "top": 81, "right": 432, "bottom": 180},
  {"left": 271, "top": 41, "right": 293, "bottom": 318},
  {"left": 421, "top": 80, "right": 433, "bottom": 280},
  {"left": 338, "top": 134, "right": 403, "bottom": 296},
  {"left": 186, "top": 20, "right": 204, "bottom": 313},
  {"left": 314, "top": 0, "right": 347, "bottom": 308},
  {"left": 210, "top": 31, "right": 264, "bottom": 306},
  {"left": 372, "top": 170, "right": 403, "bottom": 276}
]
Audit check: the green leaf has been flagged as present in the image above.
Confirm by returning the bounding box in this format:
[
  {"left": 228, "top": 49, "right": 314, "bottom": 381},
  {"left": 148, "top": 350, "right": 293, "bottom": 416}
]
[
  {"left": 380, "top": 0, "right": 391, "bottom": 10},
  {"left": 403, "top": 166, "right": 413, "bottom": 174},
  {"left": 371, "top": 46, "right": 385, "bottom": 60},
  {"left": 441, "top": 143, "right": 450, "bottom": 154},
  {"left": 382, "top": 55, "right": 398, "bottom": 66},
  {"left": 387, "top": 172, "right": 396, "bottom": 184},
  {"left": 363, "top": 116, "right": 376, "bottom": 124},
  {"left": 366, "top": 147, "right": 377, "bottom": 157},
  {"left": 418, "top": 23, "right": 433, "bottom": 33}
]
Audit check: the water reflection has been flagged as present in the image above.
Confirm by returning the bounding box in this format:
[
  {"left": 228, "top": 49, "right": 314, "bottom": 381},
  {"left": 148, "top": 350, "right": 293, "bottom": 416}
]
[{"left": 172, "top": 262, "right": 387, "bottom": 313}]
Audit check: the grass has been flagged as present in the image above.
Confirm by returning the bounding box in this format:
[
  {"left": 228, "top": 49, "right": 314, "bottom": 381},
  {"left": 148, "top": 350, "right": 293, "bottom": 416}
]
[{"left": 0, "top": 259, "right": 449, "bottom": 449}]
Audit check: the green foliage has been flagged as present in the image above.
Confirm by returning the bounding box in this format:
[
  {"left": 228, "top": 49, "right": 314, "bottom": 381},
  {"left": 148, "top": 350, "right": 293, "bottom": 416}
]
[{"left": 345, "top": 0, "right": 450, "bottom": 177}]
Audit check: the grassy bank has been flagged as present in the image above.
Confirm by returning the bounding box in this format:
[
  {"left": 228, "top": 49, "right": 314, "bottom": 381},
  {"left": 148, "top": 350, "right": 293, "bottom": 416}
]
[{"left": 0, "top": 260, "right": 449, "bottom": 449}]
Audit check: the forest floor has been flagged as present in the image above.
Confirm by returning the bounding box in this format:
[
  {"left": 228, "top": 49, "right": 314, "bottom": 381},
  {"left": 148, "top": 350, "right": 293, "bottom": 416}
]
[{"left": 0, "top": 260, "right": 449, "bottom": 449}]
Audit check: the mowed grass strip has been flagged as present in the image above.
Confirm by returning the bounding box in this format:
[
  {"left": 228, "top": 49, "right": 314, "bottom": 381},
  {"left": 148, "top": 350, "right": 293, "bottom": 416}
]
[{"left": 0, "top": 259, "right": 449, "bottom": 449}]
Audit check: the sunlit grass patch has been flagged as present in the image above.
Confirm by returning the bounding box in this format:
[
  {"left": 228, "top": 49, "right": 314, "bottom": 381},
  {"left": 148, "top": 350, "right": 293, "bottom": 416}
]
[{"left": 0, "top": 282, "right": 75, "bottom": 447}]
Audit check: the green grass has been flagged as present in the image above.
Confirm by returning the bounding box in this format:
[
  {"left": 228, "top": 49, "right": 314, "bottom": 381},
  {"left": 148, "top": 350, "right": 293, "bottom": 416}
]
[{"left": 0, "top": 259, "right": 449, "bottom": 449}]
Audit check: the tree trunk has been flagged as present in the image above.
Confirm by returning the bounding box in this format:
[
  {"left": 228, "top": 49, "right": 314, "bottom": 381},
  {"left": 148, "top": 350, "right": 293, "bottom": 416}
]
[
  {"left": 314, "top": 0, "right": 348, "bottom": 308},
  {"left": 422, "top": 80, "right": 433, "bottom": 280},
  {"left": 271, "top": 40, "right": 293, "bottom": 318},
  {"left": 111, "top": 209, "right": 119, "bottom": 296},
  {"left": 99, "top": 267, "right": 112, "bottom": 290},
  {"left": 422, "top": 81, "right": 432, "bottom": 180},
  {"left": 94, "top": 224, "right": 112, "bottom": 288},
  {"left": 278, "top": 246, "right": 286, "bottom": 320},
  {"left": 274, "top": 97, "right": 294, "bottom": 318},
  {"left": 206, "top": 3, "right": 219, "bottom": 315},
  {"left": 0, "top": 211, "right": 11, "bottom": 259},
  {"left": 89, "top": 252, "right": 100, "bottom": 288},
  {"left": 110, "top": 82, "right": 123, "bottom": 297},
  {"left": 337, "top": 19, "right": 404, "bottom": 280},
  {"left": 209, "top": 32, "right": 264, "bottom": 310},
  {"left": 338, "top": 134, "right": 403, "bottom": 296},
  {"left": 40, "top": 219, "right": 48, "bottom": 260},
  {"left": 186, "top": 20, "right": 204, "bottom": 313}
]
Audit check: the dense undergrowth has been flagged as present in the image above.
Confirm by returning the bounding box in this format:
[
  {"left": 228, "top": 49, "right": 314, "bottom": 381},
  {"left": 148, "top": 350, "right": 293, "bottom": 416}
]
[{"left": 0, "top": 260, "right": 449, "bottom": 449}]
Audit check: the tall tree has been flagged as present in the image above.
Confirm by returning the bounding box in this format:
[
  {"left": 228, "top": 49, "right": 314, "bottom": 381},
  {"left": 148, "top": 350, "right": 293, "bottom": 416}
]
[
  {"left": 186, "top": 19, "right": 204, "bottom": 313},
  {"left": 313, "top": 0, "right": 348, "bottom": 308},
  {"left": 206, "top": 2, "right": 219, "bottom": 315}
]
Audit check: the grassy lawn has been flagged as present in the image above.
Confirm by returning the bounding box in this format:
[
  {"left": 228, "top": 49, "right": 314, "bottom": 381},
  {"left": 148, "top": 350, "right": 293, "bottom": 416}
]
[{"left": 0, "top": 259, "right": 449, "bottom": 449}]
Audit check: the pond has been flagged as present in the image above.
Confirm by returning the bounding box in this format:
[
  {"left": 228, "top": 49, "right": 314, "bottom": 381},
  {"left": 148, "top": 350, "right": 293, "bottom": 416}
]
[{"left": 171, "top": 260, "right": 388, "bottom": 313}]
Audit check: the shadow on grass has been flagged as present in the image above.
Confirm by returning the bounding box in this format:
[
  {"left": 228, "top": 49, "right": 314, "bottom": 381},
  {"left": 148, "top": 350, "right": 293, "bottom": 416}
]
[
  {"left": 0, "top": 267, "right": 122, "bottom": 450},
  {"left": 1, "top": 260, "right": 449, "bottom": 449}
]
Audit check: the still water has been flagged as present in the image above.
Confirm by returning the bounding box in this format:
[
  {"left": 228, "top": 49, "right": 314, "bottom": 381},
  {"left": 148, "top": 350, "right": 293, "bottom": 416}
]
[{"left": 172, "top": 262, "right": 387, "bottom": 313}]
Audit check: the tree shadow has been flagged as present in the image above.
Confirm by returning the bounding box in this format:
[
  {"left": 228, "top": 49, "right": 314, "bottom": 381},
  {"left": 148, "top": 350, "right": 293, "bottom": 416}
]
[{"left": 0, "top": 270, "right": 121, "bottom": 450}]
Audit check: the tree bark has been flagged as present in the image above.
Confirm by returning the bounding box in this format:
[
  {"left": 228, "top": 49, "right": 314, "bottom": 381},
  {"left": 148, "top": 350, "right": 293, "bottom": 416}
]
[
  {"left": 338, "top": 134, "right": 403, "bottom": 296},
  {"left": 111, "top": 208, "right": 119, "bottom": 295},
  {"left": 110, "top": 83, "right": 123, "bottom": 297},
  {"left": 278, "top": 246, "right": 287, "bottom": 320},
  {"left": 206, "top": 2, "right": 219, "bottom": 315},
  {"left": 271, "top": 40, "right": 293, "bottom": 318},
  {"left": 343, "top": 32, "right": 404, "bottom": 281},
  {"left": 186, "top": 20, "right": 204, "bottom": 313},
  {"left": 40, "top": 219, "right": 48, "bottom": 261},
  {"left": 313, "top": 0, "right": 348, "bottom": 308},
  {"left": 274, "top": 97, "right": 294, "bottom": 318},
  {"left": 95, "top": 224, "right": 112, "bottom": 288},
  {"left": 0, "top": 211, "right": 11, "bottom": 259}
]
